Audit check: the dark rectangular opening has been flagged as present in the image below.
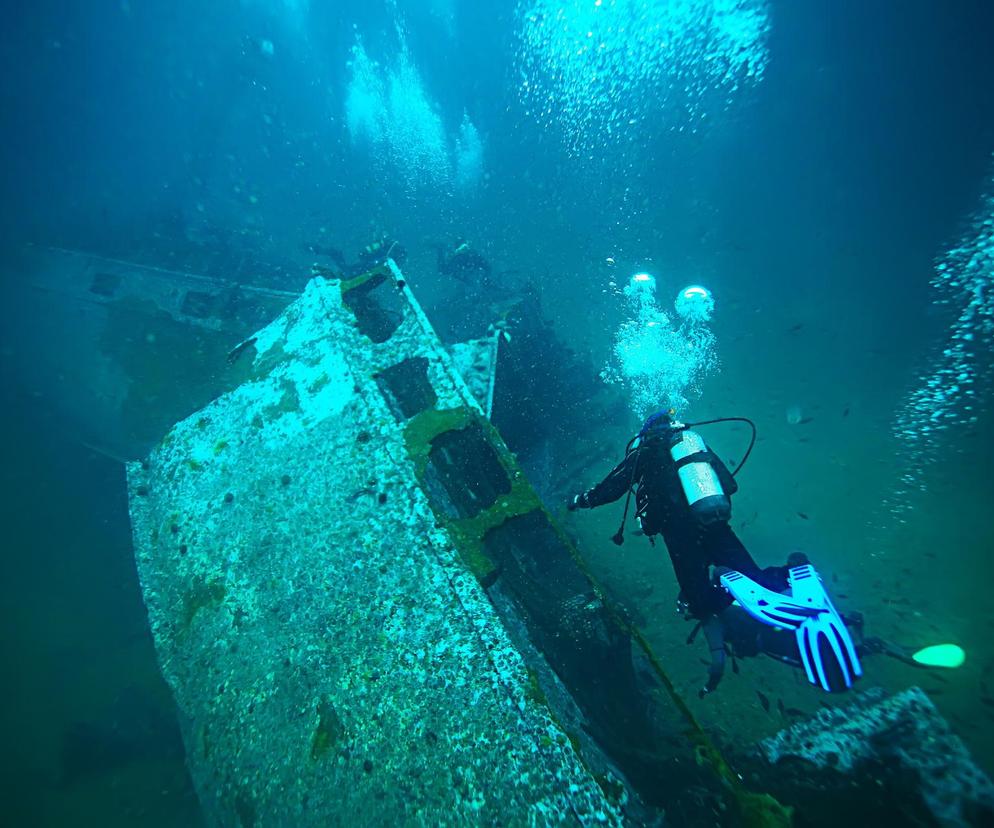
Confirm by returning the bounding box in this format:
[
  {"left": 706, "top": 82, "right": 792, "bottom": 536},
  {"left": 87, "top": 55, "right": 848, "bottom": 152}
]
[
  {"left": 89, "top": 271, "right": 121, "bottom": 297},
  {"left": 342, "top": 273, "right": 405, "bottom": 343},
  {"left": 483, "top": 510, "right": 588, "bottom": 592},
  {"left": 375, "top": 357, "right": 437, "bottom": 421},
  {"left": 422, "top": 423, "right": 511, "bottom": 520}
]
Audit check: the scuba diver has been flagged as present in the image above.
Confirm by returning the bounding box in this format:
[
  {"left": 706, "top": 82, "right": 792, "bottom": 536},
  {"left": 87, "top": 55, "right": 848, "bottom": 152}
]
[
  {"left": 435, "top": 239, "right": 494, "bottom": 289},
  {"left": 568, "top": 409, "right": 863, "bottom": 695},
  {"left": 431, "top": 238, "right": 521, "bottom": 342},
  {"left": 350, "top": 234, "right": 406, "bottom": 276},
  {"left": 308, "top": 234, "right": 407, "bottom": 278}
]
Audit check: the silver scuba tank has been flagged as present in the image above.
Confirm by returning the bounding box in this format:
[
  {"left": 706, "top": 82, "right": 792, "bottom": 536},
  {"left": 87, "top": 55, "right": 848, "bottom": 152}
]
[{"left": 669, "top": 429, "right": 731, "bottom": 525}]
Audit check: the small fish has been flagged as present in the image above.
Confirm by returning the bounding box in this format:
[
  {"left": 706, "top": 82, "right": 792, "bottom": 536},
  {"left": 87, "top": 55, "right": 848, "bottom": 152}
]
[
  {"left": 777, "top": 698, "right": 786, "bottom": 716},
  {"left": 784, "top": 707, "right": 805, "bottom": 717},
  {"left": 756, "top": 691, "right": 771, "bottom": 713},
  {"left": 832, "top": 573, "right": 838, "bottom": 583},
  {"left": 836, "top": 593, "right": 849, "bottom": 599},
  {"left": 798, "top": 417, "right": 815, "bottom": 425},
  {"left": 797, "top": 512, "right": 810, "bottom": 520},
  {"left": 981, "top": 697, "right": 994, "bottom": 708},
  {"left": 842, "top": 406, "right": 850, "bottom": 417},
  {"left": 789, "top": 323, "right": 804, "bottom": 334}
]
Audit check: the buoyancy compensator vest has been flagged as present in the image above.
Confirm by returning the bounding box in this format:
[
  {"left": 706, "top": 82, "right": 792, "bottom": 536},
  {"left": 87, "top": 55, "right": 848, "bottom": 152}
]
[{"left": 611, "top": 412, "right": 755, "bottom": 544}]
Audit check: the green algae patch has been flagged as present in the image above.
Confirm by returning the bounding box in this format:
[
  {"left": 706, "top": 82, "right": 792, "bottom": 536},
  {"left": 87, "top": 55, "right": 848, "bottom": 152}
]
[
  {"left": 309, "top": 372, "right": 330, "bottom": 393},
  {"left": 525, "top": 668, "right": 547, "bottom": 707},
  {"left": 338, "top": 265, "right": 385, "bottom": 295},
  {"left": 446, "top": 484, "right": 543, "bottom": 585},
  {"left": 253, "top": 339, "right": 288, "bottom": 378},
  {"left": 593, "top": 773, "right": 626, "bottom": 804},
  {"left": 403, "top": 407, "right": 471, "bottom": 476},
  {"left": 444, "top": 453, "right": 543, "bottom": 585},
  {"left": 403, "top": 406, "right": 546, "bottom": 586},
  {"left": 262, "top": 378, "right": 301, "bottom": 420},
  {"left": 311, "top": 700, "right": 345, "bottom": 760},
  {"left": 182, "top": 576, "right": 227, "bottom": 630}
]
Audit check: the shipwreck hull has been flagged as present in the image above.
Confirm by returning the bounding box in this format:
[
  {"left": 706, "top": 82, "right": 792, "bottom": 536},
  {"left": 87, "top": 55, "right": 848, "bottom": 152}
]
[{"left": 127, "top": 262, "right": 769, "bottom": 826}]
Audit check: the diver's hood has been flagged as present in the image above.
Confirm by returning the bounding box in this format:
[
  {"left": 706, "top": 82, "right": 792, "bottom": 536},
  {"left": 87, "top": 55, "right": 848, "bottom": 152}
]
[{"left": 639, "top": 409, "right": 679, "bottom": 440}]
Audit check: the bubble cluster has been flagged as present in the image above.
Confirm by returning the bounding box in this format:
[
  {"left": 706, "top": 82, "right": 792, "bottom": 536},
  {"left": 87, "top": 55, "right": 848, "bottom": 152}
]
[
  {"left": 427, "top": 0, "right": 457, "bottom": 37},
  {"left": 889, "top": 166, "right": 994, "bottom": 518},
  {"left": 674, "top": 284, "right": 715, "bottom": 324},
  {"left": 602, "top": 274, "right": 718, "bottom": 418},
  {"left": 515, "top": 0, "right": 770, "bottom": 155},
  {"left": 344, "top": 36, "right": 483, "bottom": 191},
  {"left": 454, "top": 112, "right": 484, "bottom": 191},
  {"left": 345, "top": 40, "right": 386, "bottom": 146}
]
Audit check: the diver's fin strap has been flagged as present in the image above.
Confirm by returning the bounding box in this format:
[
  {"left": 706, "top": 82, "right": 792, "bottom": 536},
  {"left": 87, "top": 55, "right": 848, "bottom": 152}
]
[{"left": 719, "top": 566, "right": 863, "bottom": 692}]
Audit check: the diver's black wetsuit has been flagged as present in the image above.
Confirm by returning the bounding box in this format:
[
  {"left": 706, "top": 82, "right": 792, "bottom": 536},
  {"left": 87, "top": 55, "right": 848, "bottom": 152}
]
[
  {"left": 579, "top": 436, "right": 790, "bottom": 619},
  {"left": 437, "top": 243, "right": 493, "bottom": 287}
]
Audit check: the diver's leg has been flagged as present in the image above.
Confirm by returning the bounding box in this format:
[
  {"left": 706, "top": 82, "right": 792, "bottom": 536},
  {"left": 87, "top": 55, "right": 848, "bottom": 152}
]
[
  {"left": 710, "top": 524, "right": 790, "bottom": 593},
  {"left": 669, "top": 537, "right": 732, "bottom": 619}
]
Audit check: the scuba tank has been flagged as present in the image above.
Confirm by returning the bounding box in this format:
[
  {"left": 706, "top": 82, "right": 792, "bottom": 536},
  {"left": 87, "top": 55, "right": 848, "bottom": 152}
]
[{"left": 669, "top": 428, "right": 731, "bottom": 525}]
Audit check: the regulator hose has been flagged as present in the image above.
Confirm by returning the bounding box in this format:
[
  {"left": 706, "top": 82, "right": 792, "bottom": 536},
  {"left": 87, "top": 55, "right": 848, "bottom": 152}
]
[{"left": 684, "top": 416, "right": 758, "bottom": 477}]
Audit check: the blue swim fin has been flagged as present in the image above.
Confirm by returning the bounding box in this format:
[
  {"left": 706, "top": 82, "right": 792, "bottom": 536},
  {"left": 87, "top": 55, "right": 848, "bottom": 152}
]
[{"left": 720, "top": 565, "right": 862, "bottom": 692}]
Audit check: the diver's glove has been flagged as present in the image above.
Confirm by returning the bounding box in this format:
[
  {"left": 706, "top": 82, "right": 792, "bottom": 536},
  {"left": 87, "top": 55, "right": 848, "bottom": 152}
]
[{"left": 567, "top": 492, "right": 591, "bottom": 511}]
